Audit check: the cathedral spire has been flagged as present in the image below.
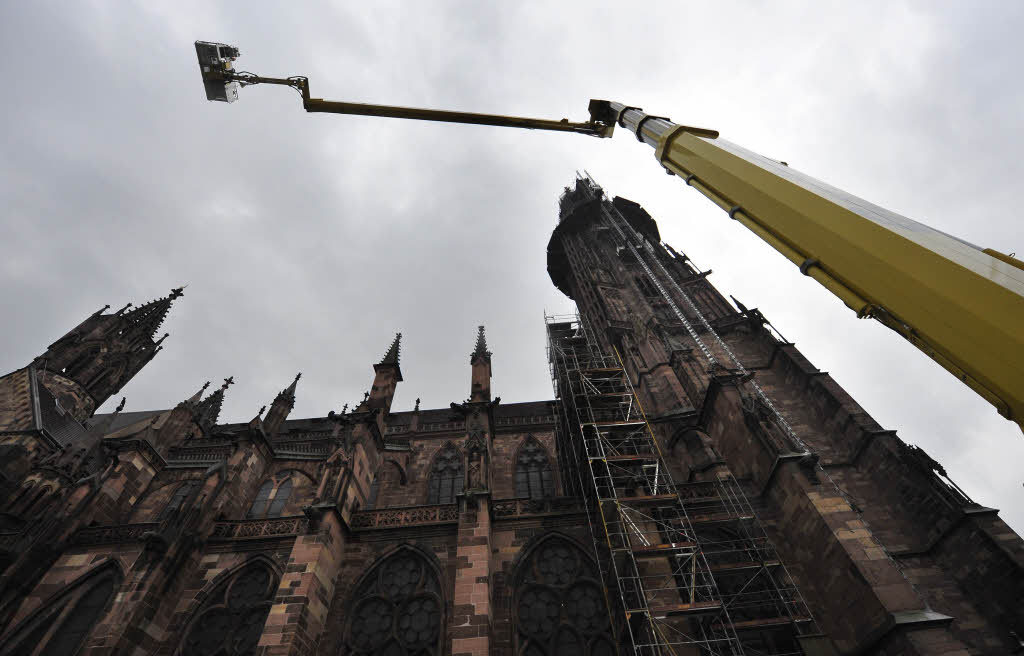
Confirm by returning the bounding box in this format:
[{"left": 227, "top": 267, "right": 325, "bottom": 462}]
[
  {"left": 264, "top": 373, "right": 300, "bottom": 436},
  {"left": 29, "top": 287, "right": 184, "bottom": 422},
  {"left": 120, "top": 287, "right": 184, "bottom": 342}
]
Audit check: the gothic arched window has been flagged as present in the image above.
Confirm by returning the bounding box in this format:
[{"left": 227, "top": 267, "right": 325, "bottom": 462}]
[
  {"left": 160, "top": 481, "right": 198, "bottom": 521},
  {"left": 516, "top": 437, "right": 555, "bottom": 500},
  {"left": 246, "top": 471, "right": 296, "bottom": 519},
  {"left": 247, "top": 480, "right": 273, "bottom": 518},
  {"left": 0, "top": 563, "right": 120, "bottom": 656},
  {"left": 344, "top": 548, "right": 443, "bottom": 656},
  {"left": 514, "top": 535, "right": 614, "bottom": 656},
  {"left": 427, "top": 443, "right": 462, "bottom": 505},
  {"left": 181, "top": 561, "right": 278, "bottom": 656}
]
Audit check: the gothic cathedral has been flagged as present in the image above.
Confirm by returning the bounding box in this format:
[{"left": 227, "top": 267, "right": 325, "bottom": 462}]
[{"left": 0, "top": 178, "right": 1020, "bottom": 655}]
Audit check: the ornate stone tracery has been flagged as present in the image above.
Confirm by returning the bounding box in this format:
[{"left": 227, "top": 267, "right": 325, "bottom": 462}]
[
  {"left": 180, "top": 560, "right": 278, "bottom": 656},
  {"left": 345, "top": 547, "right": 444, "bottom": 656},
  {"left": 426, "top": 443, "right": 463, "bottom": 505},
  {"left": 514, "top": 535, "right": 614, "bottom": 656},
  {"left": 515, "top": 436, "right": 554, "bottom": 500}
]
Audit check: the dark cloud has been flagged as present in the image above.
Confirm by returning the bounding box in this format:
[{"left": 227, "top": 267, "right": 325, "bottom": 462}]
[{"left": 1, "top": 1, "right": 1021, "bottom": 530}]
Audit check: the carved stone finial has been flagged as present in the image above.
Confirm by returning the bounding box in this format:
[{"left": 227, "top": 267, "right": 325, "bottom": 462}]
[
  {"left": 342, "top": 403, "right": 349, "bottom": 414},
  {"left": 222, "top": 376, "right": 235, "bottom": 390},
  {"left": 414, "top": 397, "right": 421, "bottom": 411},
  {"left": 258, "top": 405, "right": 266, "bottom": 417},
  {"left": 201, "top": 381, "right": 211, "bottom": 393},
  {"left": 115, "top": 397, "right": 126, "bottom": 414},
  {"left": 363, "top": 391, "right": 370, "bottom": 402},
  {"left": 471, "top": 325, "right": 491, "bottom": 362}
]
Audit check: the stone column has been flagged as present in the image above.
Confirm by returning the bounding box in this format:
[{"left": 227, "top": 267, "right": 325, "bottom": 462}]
[
  {"left": 259, "top": 509, "right": 345, "bottom": 655},
  {"left": 451, "top": 495, "right": 492, "bottom": 656}
]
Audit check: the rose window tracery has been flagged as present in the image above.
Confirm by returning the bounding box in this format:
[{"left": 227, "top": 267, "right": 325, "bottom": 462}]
[
  {"left": 515, "top": 536, "right": 614, "bottom": 656},
  {"left": 181, "top": 562, "right": 277, "bottom": 656},
  {"left": 346, "top": 550, "right": 443, "bottom": 656}
]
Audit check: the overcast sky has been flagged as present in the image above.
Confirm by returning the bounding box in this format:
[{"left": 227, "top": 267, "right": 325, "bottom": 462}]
[{"left": 1, "top": 1, "right": 1021, "bottom": 531}]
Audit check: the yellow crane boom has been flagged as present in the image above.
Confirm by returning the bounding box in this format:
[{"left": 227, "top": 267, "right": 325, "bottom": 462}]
[{"left": 195, "top": 41, "right": 1024, "bottom": 432}]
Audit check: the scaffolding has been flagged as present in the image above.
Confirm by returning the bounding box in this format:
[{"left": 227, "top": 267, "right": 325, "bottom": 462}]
[
  {"left": 547, "top": 315, "right": 817, "bottom": 655},
  {"left": 546, "top": 175, "right": 821, "bottom": 655}
]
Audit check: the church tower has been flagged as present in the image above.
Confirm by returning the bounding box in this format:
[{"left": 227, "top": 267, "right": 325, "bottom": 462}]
[
  {"left": 545, "top": 175, "right": 1024, "bottom": 655},
  {"left": 29, "top": 287, "right": 183, "bottom": 422}
]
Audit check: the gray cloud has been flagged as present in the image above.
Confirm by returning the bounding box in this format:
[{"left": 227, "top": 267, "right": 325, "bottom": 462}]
[{"left": 1, "top": 1, "right": 1021, "bottom": 531}]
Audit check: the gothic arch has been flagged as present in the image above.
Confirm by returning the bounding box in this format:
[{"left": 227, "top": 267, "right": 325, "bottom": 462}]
[
  {"left": 426, "top": 441, "right": 463, "bottom": 505},
  {"left": 512, "top": 532, "right": 615, "bottom": 656},
  {"left": 246, "top": 469, "right": 314, "bottom": 519},
  {"left": 383, "top": 458, "right": 408, "bottom": 485},
  {"left": 342, "top": 544, "right": 445, "bottom": 656},
  {"left": 513, "top": 435, "right": 555, "bottom": 500},
  {"left": 176, "top": 555, "right": 280, "bottom": 656},
  {"left": 0, "top": 559, "right": 123, "bottom": 656}
]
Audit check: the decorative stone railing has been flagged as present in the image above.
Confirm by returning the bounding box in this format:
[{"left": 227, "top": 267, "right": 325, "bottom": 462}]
[
  {"left": 350, "top": 504, "right": 458, "bottom": 530},
  {"left": 277, "top": 431, "right": 333, "bottom": 442},
  {"left": 167, "top": 447, "right": 233, "bottom": 462},
  {"left": 492, "top": 497, "right": 582, "bottom": 518},
  {"left": 494, "top": 415, "right": 556, "bottom": 427},
  {"left": 273, "top": 441, "right": 335, "bottom": 456},
  {"left": 71, "top": 522, "right": 160, "bottom": 546},
  {"left": 209, "top": 516, "right": 307, "bottom": 540}
]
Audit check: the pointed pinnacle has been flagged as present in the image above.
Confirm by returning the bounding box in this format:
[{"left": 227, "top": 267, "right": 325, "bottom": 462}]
[
  {"left": 275, "top": 372, "right": 301, "bottom": 404},
  {"left": 471, "top": 325, "right": 491, "bottom": 361},
  {"left": 379, "top": 332, "right": 402, "bottom": 366}
]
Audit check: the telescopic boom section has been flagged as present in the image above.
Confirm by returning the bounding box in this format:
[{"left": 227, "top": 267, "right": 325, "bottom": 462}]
[
  {"left": 589, "top": 100, "right": 1024, "bottom": 432},
  {"left": 195, "top": 41, "right": 1024, "bottom": 431}
]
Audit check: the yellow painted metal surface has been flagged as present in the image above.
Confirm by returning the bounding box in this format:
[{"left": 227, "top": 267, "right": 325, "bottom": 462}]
[{"left": 655, "top": 131, "right": 1024, "bottom": 430}]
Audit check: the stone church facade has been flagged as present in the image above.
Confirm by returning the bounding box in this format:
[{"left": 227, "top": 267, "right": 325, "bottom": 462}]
[{"left": 0, "top": 178, "right": 1021, "bottom": 655}]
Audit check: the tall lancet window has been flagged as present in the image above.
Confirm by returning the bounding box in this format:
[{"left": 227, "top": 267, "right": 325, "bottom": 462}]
[
  {"left": 344, "top": 547, "right": 444, "bottom": 656},
  {"left": 515, "top": 436, "right": 555, "bottom": 500},
  {"left": 246, "top": 471, "right": 296, "bottom": 519},
  {"left": 514, "top": 535, "right": 614, "bottom": 656},
  {"left": 0, "top": 562, "right": 121, "bottom": 656},
  {"left": 180, "top": 560, "right": 278, "bottom": 656},
  {"left": 426, "top": 443, "right": 463, "bottom": 505}
]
